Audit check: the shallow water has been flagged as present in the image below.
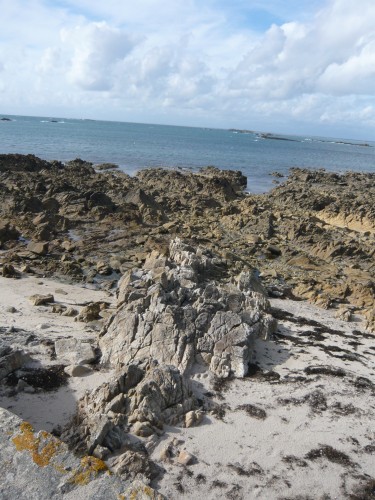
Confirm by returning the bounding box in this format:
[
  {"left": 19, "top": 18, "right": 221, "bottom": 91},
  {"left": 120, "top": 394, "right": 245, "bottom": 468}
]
[{"left": 1, "top": 114, "right": 374, "bottom": 193}]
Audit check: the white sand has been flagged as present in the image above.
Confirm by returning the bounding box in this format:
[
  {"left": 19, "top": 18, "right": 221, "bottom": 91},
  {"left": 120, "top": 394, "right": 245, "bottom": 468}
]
[
  {"left": 1, "top": 275, "right": 374, "bottom": 498},
  {"left": 0, "top": 274, "right": 115, "bottom": 431},
  {"left": 151, "top": 299, "right": 375, "bottom": 499}
]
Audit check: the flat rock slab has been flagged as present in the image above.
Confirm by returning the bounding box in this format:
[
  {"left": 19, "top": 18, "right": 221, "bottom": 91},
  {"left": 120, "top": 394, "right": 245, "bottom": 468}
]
[{"left": 55, "top": 338, "right": 96, "bottom": 365}]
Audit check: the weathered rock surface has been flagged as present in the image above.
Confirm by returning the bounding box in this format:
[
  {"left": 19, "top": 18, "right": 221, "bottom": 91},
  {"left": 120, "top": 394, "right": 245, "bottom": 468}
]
[
  {"left": 0, "top": 348, "right": 31, "bottom": 380},
  {"left": 54, "top": 338, "right": 96, "bottom": 365},
  {"left": 0, "top": 408, "right": 163, "bottom": 499},
  {"left": 61, "top": 362, "right": 196, "bottom": 482},
  {"left": 100, "top": 238, "right": 275, "bottom": 378}
]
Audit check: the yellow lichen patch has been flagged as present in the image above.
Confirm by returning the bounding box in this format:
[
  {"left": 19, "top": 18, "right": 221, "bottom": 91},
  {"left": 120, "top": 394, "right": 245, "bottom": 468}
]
[
  {"left": 127, "top": 484, "right": 160, "bottom": 500},
  {"left": 12, "top": 421, "right": 63, "bottom": 468},
  {"left": 70, "top": 456, "right": 109, "bottom": 486},
  {"left": 53, "top": 463, "right": 69, "bottom": 475}
]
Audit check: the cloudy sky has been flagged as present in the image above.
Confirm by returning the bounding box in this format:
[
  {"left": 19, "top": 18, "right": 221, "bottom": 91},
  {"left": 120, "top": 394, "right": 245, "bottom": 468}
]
[{"left": 1, "top": 0, "right": 375, "bottom": 139}]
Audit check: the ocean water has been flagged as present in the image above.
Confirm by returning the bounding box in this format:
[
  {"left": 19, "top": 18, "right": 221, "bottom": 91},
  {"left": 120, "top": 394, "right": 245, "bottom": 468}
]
[{"left": 1, "top": 114, "right": 374, "bottom": 193}]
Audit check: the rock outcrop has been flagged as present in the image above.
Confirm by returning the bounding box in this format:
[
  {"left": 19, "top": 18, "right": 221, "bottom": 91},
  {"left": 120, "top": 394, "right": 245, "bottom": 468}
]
[
  {"left": 100, "top": 238, "right": 275, "bottom": 378},
  {"left": 61, "top": 362, "right": 196, "bottom": 480},
  {"left": 0, "top": 155, "right": 373, "bottom": 330}
]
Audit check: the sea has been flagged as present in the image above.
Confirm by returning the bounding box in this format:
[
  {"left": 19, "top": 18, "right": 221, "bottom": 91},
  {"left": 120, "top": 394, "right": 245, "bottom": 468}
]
[{"left": 1, "top": 114, "right": 374, "bottom": 193}]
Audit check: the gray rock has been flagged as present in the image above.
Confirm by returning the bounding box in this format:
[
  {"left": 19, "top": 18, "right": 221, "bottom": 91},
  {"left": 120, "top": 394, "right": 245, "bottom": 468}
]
[
  {"left": 16, "top": 379, "right": 35, "bottom": 393},
  {"left": 64, "top": 364, "right": 93, "bottom": 377},
  {"left": 55, "top": 338, "right": 96, "bottom": 365},
  {"left": 100, "top": 238, "right": 276, "bottom": 378},
  {"left": 109, "top": 449, "right": 160, "bottom": 481},
  {"left": 0, "top": 349, "right": 31, "bottom": 380},
  {"left": 0, "top": 408, "right": 158, "bottom": 499},
  {"left": 62, "top": 363, "right": 196, "bottom": 455}
]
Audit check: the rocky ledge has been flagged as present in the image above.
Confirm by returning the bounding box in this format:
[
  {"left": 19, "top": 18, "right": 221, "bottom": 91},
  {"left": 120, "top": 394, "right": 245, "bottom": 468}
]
[
  {"left": 0, "top": 155, "right": 373, "bottom": 330},
  {"left": 0, "top": 154, "right": 374, "bottom": 498}
]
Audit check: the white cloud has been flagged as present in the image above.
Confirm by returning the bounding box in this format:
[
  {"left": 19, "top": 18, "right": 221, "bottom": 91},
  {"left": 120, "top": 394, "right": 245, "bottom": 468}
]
[
  {"left": 0, "top": 0, "right": 374, "bottom": 138},
  {"left": 61, "top": 22, "right": 136, "bottom": 90}
]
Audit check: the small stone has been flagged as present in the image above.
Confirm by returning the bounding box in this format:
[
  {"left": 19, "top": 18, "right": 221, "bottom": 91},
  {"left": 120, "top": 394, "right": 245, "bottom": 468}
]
[
  {"left": 20, "top": 264, "right": 33, "bottom": 273},
  {"left": 185, "top": 410, "right": 204, "bottom": 428},
  {"left": 2, "top": 264, "right": 19, "bottom": 278},
  {"left": 177, "top": 450, "right": 195, "bottom": 466},
  {"left": 52, "top": 304, "right": 66, "bottom": 314},
  {"left": 29, "top": 294, "right": 54, "bottom": 306},
  {"left": 27, "top": 241, "right": 49, "bottom": 255},
  {"left": 76, "top": 302, "right": 102, "bottom": 322},
  {"left": 335, "top": 307, "right": 352, "bottom": 322},
  {"left": 92, "top": 444, "right": 110, "bottom": 460},
  {"left": 64, "top": 364, "right": 93, "bottom": 377},
  {"left": 35, "top": 323, "right": 50, "bottom": 330},
  {"left": 16, "top": 379, "right": 36, "bottom": 393},
  {"left": 23, "top": 384, "right": 36, "bottom": 394},
  {"left": 16, "top": 379, "right": 28, "bottom": 392},
  {"left": 159, "top": 445, "right": 172, "bottom": 462},
  {"left": 132, "top": 421, "right": 154, "bottom": 437},
  {"left": 61, "top": 307, "right": 79, "bottom": 317},
  {"left": 5, "top": 306, "right": 18, "bottom": 313}
]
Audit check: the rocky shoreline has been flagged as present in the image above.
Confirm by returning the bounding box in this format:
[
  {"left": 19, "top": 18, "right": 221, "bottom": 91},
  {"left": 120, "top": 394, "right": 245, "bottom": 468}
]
[{"left": 0, "top": 154, "right": 374, "bottom": 499}]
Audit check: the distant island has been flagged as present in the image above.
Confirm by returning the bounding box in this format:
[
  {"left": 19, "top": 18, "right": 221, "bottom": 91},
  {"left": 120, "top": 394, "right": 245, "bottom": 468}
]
[{"left": 229, "top": 128, "right": 371, "bottom": 146}]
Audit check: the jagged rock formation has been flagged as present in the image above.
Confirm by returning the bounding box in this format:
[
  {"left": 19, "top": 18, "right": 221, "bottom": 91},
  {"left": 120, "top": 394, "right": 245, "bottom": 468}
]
[
  {"left": 63, "top": 363, "right": 196, "bottom": 456},
  {"left": 61, "top": 239, "right": 275, "bottom": 476},
  {"left": 100, "top": 238, "right": 276, "bottom": 378}
]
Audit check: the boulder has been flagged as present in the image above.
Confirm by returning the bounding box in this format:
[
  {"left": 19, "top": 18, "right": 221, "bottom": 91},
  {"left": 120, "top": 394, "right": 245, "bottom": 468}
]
[
  {"left": 62, "top": 363, "right": 196, "bottom": 455},
  {"left": 100, "top": 238, "right": 276, "bottom": 378},
  {"left": 55, "top": 338, "right": 96, "bottom": 365},
  {"left": 0, "top": 349, "right": 31, "bottom": 380},
  {"left": 29, "top": 294, "right": 54, "bottom": 306},
  {"left": 27, "top": 241, "right": 49, "bottom": 255},
  {"left": 0, "top": 221, "right": 20, "bottom": 244}
]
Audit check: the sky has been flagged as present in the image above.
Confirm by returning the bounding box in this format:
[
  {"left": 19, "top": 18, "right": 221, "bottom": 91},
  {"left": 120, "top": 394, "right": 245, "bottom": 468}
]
[{"left": 0, "top": 0, "right": 375, "bottom": 139}]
